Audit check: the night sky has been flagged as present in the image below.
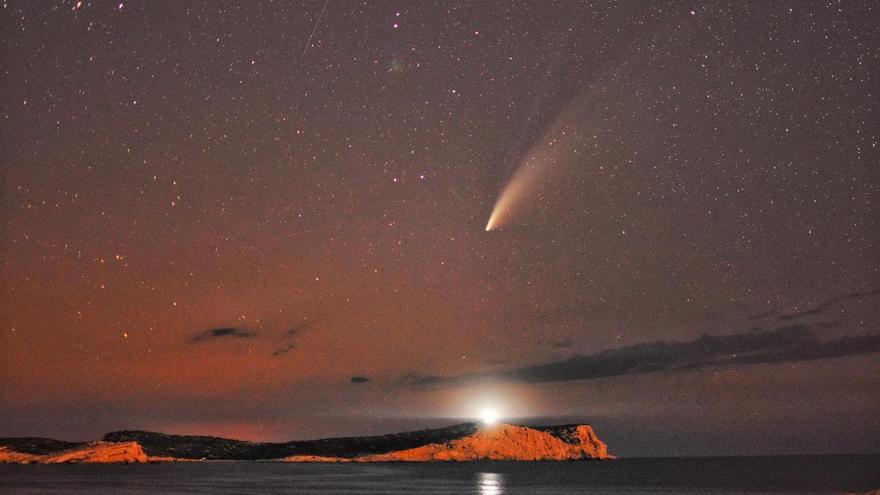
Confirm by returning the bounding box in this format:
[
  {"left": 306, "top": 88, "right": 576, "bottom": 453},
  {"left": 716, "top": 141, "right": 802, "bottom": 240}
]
[{"left": 2, "top": 1, "right": 878, "bottom": 457}]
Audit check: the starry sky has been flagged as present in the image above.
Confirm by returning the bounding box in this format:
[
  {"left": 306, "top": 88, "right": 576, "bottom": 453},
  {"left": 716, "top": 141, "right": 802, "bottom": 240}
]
[{"left": 1, "top": 1, "right": 878, "bottom": 457}]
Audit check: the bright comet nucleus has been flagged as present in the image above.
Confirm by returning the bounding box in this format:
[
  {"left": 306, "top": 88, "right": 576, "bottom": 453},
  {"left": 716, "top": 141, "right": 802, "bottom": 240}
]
[
  {"left": 484, "top": 162, "right": 533, "bottom": 231},
  {"left": 485, "top": 150, "right": 557, "bottom": 231}
]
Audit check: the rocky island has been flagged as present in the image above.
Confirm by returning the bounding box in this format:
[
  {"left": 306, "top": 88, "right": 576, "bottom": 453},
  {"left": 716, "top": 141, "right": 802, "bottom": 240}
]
[{"left": 0, "top": 422, "right": 612, "bottom": 463}]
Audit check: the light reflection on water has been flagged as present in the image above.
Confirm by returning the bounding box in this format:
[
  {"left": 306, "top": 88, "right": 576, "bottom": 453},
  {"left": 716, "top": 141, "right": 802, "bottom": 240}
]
[{"left": 478, "top": 472, "right": 503, "bottom": 495}]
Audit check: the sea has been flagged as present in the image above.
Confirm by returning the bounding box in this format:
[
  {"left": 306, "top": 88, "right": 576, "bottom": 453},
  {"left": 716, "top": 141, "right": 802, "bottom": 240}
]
[{"left": 0, "top": 455, "right": 877, "bottom": 494}]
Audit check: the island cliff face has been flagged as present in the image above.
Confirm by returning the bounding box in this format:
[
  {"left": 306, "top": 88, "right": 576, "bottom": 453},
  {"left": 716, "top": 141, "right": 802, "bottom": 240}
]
[
  {"left": 0, "top": 422, "right": 612, "bottom": 463},
  {"left": 350, "top": 423, "right": 611, "bottom": 462},
  {"left": 0, "top": 441, "right": 147, "bottom": 464}
]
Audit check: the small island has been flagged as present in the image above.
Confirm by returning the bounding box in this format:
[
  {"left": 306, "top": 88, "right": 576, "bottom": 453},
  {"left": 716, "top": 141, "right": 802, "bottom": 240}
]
[{"left": 0, "top": 422, "right": 612, "bottom": 464}]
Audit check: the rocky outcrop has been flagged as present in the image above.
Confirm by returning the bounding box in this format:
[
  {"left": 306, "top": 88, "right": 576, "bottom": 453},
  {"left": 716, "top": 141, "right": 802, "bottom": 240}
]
[
  {"left": 2, "top": 422, "right": 612, "bottom": 463},
  {"left": 0, "top": 447, "right": 41, "bottom": 464},
  {"left": 105, "top": 423, "right": 482, "bottom": 460},
  {"left": 535, "top": 424, "right": 611, "bottom": 459},
  {"left": 0, "top": 437, "right": 84, "bottom": 455},
  {"left": 354, "top": 423, "right": 612, "bottom": 462},
  {"left": 0, "top": 441, "right": 147, "bottom": 464},
  {"left": 103, "top": 430, "right": 270, "bottom": 460}
]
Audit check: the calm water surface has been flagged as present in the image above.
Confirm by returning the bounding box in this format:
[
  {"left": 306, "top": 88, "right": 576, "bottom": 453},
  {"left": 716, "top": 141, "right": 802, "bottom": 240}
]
[{"left": 0, "top": 455, "right": 877, "bottom": 494}]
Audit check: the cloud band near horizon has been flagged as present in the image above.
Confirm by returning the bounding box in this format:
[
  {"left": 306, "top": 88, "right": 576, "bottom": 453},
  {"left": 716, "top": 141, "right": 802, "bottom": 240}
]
[{"left": 411, "top": 325, "right": 880, "bottom": 387}]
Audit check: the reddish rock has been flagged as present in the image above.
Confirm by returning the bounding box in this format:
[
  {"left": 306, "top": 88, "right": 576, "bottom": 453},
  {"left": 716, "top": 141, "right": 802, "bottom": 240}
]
[
  {"left": 0, "top": 442, "right": 148, "bottom": 464},
  {"left": 280, "top": 423, "right": 613, "bottom": 462}
]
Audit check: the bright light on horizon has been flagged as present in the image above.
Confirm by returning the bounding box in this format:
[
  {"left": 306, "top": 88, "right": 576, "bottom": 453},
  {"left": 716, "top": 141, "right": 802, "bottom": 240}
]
[
  {"left": 480, "top": 408, "right": 499, "bottom": 425},
  {"left": 447, "top": 385, "right": 532, "bottom": 425}
]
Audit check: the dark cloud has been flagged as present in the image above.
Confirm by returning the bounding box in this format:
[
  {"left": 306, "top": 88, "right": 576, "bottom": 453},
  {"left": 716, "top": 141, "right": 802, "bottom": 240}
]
[
  {"left": 189, "top": 327, "right": 256, "bottom": 343},
  {"left": 777, "top": 307, "right": 825, "bottom": 321},
  {"left": 285, "top": 322, "right": 312, "bottom": 337},
  {"left": 350, "top": 376, "right": 370, "bottom": 384},
  {"left": 270, "top": 322, "right": 310, "bottom": 357},
  {"left": 847, "top": 287, "right": 880, "bottom": 299},
  {"left": 271, "top": 343, "right": 297, "bottom": 357},
  {"left": 412, "top": 325, "right": 880, "bottom": 387},
  {"left": 748, "top": 310, "right": 776, "bottom": 321},
  {"left": 777, "top": 288, "right": 879, "bottom": 321}
]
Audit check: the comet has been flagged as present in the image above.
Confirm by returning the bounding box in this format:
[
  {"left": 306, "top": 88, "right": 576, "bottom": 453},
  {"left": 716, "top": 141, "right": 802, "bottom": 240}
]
[
  {"left": 485, "top": 156, "right": 544, "bottom": 231},
  {"left": 485, "top": 126, "right": 575, "bottom": 231}
]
